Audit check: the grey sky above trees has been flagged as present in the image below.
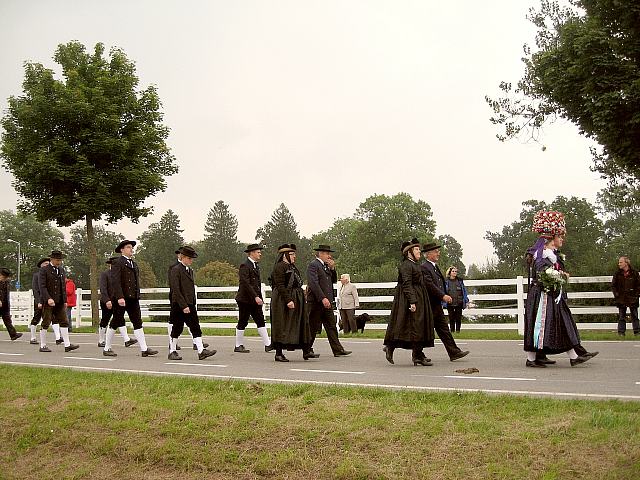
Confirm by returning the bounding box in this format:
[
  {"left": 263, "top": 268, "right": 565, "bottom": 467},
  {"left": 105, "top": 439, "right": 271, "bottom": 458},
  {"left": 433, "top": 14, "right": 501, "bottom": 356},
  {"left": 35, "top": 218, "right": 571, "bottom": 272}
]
[{"left": 0, "top": 1, "right": 606, "bottom": 266}]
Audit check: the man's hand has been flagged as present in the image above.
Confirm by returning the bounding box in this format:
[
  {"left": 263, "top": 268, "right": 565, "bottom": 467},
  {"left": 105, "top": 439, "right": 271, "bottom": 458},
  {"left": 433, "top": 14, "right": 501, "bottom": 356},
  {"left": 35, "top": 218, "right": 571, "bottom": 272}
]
[
  {"left": 442, "top": 295, "right": 452, "bottom": 304},
  {"left": 106, "top": 301, "right": 112, "bottom": 310},
  {"left": 37, "top": 303, "right": 42, "bottom": 309},
  {"left": 322, "top": 298, "right": 331, "bottom": 309},
  {"left": 183, "top": 306, "right": 191, "bottom": 314},
  {"left": 409, "top": 304, "right": 416, "bottom": 312},
  {"left": 255, "top": 297, "right": 264, "bottom": 306},
  {"left": 47, "top": 298, "right": 55, "bottom": 307},
  {"left": 287, "top": 301, "right": 295, "bottom": 309},
  {"left": 118, "top": 298, "right": 125, "bottom": 307},
  {"left": 327, "top": 258, "right": 336, "bottom": 270}
]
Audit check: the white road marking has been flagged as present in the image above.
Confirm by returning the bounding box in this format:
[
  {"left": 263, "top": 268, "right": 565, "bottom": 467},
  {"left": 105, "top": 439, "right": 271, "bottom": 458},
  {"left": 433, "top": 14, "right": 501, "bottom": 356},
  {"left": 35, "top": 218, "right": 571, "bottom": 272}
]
[
  {"left": 0, "top": 352, "right": 24, "bottom": 356},
  {"left": 2, "top": 360, "right": 640, "bottom": 400},
  {"left": 290, "top": 368, "right": 366, "bottom": 375},
  {"left": 64, "top": 357, "right": 115, "bottom": 361},
  {"left": 164, "top": 363, "right": 228, "bottom": 368}
]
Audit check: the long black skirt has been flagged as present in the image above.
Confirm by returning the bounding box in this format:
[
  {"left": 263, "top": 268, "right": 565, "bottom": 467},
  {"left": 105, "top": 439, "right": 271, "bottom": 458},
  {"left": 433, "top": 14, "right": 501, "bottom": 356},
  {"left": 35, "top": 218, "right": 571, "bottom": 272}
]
[{"left": 270, "top": 287, "right": 311, "bottom": 350}]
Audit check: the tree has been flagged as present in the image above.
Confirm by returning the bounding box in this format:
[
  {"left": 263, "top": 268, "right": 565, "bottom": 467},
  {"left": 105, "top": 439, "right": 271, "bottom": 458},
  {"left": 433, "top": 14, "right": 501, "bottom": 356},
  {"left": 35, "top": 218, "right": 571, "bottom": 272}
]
[
  {"left": 136, "top": 210, "right": 184, "bottom": 286},
  {"left": 0, "top": 210, "right": 65, "bottom": 289},
  {"left": 256, "top": 203, "right": 305, "bottom": 269},
  {"left": 486, "top": 0, "right": 640, "bottom": 184},
  {"left": 437, "top": 234, "right": 466, "bottom": 277},
  {"left": 137, "top": 259, "right": 158, "bottom": 288},
  {"left": 0, "top": 41, "right": 177, "bottom": 325},
  {"left": 65, "top": 225, "right": 124, "bottom": 289},
  {"left": 195, "top": 261, "right": 238, "bottom": 287},
  {"left": 485, "top": 196, "right": 607, "bottom": 276},
  {"left": 200, "top": 200, "right": 243, "bottom": 266}
]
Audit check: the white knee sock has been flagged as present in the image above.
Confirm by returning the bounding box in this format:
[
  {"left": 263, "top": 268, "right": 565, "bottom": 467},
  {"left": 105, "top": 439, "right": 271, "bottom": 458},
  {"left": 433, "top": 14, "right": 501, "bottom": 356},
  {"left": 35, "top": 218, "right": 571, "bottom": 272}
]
[
  {"left": 118, "top": 326, "right": 131, "bottom": 342},
  {"left": 60, "top": 327, "right": 71, "bottom": 347},
  {"left": 30, "top": 324, "right": 36, "bottom": 341},
  {"left": 235, "top": 329, "right": 245, "bottom": 348},
  {"left": 133, "top": 328, "right": 148, "bottom": 351},
  {"left": 526, "top": 352, "right": 536, "bottom": 361},
  {"left": 40, "top": 329, "right": 47, "bottom": 348},
  {"left": 167, "top": 324, "right": 172, "bottom": 335},
  {"left": 169, "top": 337, "right": 178, "bottom": 353},
  {"left": 105, "top": 328, "right": 116, "bottom": 351},
  {"left": 194, "top": 337, "right": 204, "bottom": 354},
  {"left": 52, "top": 323, "right": 61, "bottom": 340},
  {"left": 257, "top": 326, "right": 271, "bottom": 347},
  {"left": 98, "top": 327, "right": 107, "bottom": 343},
  {"left": 566, "top": 349, "right": 578, "bottom": 359}
]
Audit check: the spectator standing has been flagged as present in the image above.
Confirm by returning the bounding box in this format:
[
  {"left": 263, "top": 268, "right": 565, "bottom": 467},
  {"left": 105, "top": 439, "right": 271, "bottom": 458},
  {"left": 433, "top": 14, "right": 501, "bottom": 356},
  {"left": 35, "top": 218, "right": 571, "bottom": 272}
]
[
  {"left": 612, "top": 256, "right": 640, "bottom": 336},
  {"left": 65, "top": 276, "right": 77, "bottom": 331},
  {"left": 444, "top": 266, "right": 469, "bottom": 334},
  {"left": 0, "top": 268, "right": 22, "bottom": 341},
  {"left": 338, "top": 274, "right": 360, "bottom": 334}
]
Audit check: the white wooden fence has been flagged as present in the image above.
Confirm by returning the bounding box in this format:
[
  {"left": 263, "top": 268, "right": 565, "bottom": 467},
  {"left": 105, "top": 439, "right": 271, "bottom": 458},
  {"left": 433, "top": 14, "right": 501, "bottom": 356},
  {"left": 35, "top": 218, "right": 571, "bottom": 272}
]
[{"left": 5, "top": 275, "right": 619, "bottom": 335}]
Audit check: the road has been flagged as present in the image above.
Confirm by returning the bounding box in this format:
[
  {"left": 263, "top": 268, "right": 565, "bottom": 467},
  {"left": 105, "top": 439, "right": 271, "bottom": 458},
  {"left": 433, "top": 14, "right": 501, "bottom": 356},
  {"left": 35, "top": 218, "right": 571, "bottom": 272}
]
[{"left": 1, "top": 334, "right": 639, "bottom": 400}]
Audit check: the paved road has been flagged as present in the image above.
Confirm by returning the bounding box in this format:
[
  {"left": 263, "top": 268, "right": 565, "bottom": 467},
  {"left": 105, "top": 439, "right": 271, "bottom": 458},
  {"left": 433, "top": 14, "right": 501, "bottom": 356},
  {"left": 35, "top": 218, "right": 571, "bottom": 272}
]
[{"left": 1, "top": 334, "right": 639, "bottom": 400}]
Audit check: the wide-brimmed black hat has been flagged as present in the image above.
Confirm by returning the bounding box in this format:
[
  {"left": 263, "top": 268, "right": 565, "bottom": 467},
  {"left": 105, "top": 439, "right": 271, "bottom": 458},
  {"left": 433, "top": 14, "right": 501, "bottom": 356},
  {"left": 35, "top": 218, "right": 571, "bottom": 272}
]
[
  {"left": 401, "top": 238, "right": 421, "bottom": 254},
  {"left": 179, "top": 245, "right": 198, "bottom": 258},
  {"left": 50, "top": 250, "right": 66, "bottom": 259},
  {"left": 174, "top": 247, "right": 183, "bottom": 255},
  {"left": 244, "top": 243, "right": 263, "bottom": 253},
  {"left": 421, "top": 242, "right": 442, "bottom": 253},
  {"left": 0, "top": 267, "right": 13, "bottom": 277},
  {"left": 277, "top": 243, "right": 297, "bottom": 254},
  {"left": 106, "top": 256, "right": 118, "bottom": 265},
  {"left": 115, "top": 240, "right": 136, "bottom": 253},
  {"left": 37, "top": 257, "right": 50, "bottom": 268},
  {"left": 313, "top": 244, "right": 335, "bottom": 253}
]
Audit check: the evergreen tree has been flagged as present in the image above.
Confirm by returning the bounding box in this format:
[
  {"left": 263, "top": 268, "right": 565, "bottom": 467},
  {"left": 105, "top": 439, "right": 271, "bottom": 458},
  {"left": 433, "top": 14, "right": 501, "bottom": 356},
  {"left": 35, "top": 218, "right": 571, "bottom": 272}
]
[
  {"left": 136, "top": 210, "right": 184, "bottom": 286},
  {"left": 256, "top": 203, "right": 303, "bottom": 269},
  {"left": 201, "top": 200, "right": 242, "bottom": 266}
]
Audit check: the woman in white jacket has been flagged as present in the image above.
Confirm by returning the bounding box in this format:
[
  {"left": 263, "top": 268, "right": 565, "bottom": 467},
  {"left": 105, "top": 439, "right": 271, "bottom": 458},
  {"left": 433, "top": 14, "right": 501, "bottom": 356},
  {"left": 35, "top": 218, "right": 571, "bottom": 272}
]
[{"left": 338, "top": 274, "right": 360, "bottom": 334}]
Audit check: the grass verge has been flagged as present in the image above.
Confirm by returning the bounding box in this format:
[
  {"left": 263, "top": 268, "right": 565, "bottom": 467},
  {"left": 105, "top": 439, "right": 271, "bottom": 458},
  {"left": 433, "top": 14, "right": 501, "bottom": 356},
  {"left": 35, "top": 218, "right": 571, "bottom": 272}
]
[{"left": 1, "top": 365, "right": 639, "bottom": 479}]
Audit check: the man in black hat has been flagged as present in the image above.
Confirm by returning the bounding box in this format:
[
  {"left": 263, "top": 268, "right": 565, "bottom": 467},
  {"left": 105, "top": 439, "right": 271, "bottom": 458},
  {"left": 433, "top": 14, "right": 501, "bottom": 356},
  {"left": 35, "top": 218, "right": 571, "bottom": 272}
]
[
  {"left": 234, "top": 244, "right": 273, "bottom": 353},
  {"left": 306, "top": 245, "right": 351, "bottom": 357},
  {"left": 29, "top": 257, "right": 49, "bottom": 344},
  {"left": 0, "top": 268, "right": 22, "bottom": 341},
  {"left": 421, "top": 243, "right": 469, "bottom": 361},
  {"left": 38, "top": 250, "right": 78, "bottom": 352},
  {"left": 167, "top": 246, "right": 216, "bottom": 360},
  {"left": 103, "top": 240, "right": 157, "bottom": 357},
  {"left": 97, "top": 257, "right": 137, "bottom": 348}
]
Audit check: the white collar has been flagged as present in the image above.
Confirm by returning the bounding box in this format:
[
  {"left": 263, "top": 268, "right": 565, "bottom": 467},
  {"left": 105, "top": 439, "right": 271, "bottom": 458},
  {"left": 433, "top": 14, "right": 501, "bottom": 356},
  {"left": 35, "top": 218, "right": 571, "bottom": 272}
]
[{"left": 316, "top": 257, "right": 325, "bottom": 266}]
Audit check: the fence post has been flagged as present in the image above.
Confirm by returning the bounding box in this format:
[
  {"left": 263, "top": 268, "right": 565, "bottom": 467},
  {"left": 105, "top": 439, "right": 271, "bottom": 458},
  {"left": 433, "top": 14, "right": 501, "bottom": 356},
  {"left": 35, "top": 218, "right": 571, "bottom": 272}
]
[
  {"left": 75, "top": 288, "right": 83, "bottom": 329},
  {"left": 516, "top": 276, "right": 524, "bottom": 335},
  {"left": 28, "top": 289, "right": 34, "bottom": 320}
]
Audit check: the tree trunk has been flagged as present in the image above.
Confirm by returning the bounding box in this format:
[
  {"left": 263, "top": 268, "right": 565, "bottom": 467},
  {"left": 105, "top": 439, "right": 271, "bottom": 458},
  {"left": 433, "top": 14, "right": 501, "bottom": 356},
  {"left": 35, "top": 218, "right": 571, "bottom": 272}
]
[{"left": 85, "top": 216, "right": 100, "bottom": 327}]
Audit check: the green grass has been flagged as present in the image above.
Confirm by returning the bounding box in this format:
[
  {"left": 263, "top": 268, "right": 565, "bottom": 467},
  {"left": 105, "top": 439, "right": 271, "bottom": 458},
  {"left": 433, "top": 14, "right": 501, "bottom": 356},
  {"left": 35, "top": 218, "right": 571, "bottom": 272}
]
[{"left": 1, "top": 365, "right": 639, "bottom": 479}]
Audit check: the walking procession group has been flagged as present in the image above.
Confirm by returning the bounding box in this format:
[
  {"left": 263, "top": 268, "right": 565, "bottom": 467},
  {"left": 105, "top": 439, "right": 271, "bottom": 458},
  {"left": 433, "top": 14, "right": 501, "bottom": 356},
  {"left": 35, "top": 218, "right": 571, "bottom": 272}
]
[{"left": 0, "top": 209, "right": 606, "bottom": 369}]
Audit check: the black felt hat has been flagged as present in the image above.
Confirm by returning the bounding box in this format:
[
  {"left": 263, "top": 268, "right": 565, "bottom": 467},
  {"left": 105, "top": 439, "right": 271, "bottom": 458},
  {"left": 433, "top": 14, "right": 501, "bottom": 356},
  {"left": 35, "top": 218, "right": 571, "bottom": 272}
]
[
  {"left": 174, "top": 247, "right": 183, "bottom": 255},
  {"left": 0, "top": 267, "right": 13, "bottom": 277},
  {"left": 115, "top": 240, "right": 136, "bottom": 253},
  {"left": 50, "top": 250, "right": 66, "bottom": 259},
  {"left": 37, "top": 257, "right": 50, "bottom": 268},
  {"left": 421, "top": 242, "right": 442, "bottom": 253},
  {"left": 277, "top": 243, "right": 297, "bottom": 254},
  {"left": 179, "top": 246, "right": 198, "bottom": 258},
  {"left": 244, "top": 243, "right": 263, "bottom": 253},
  {"left": 401, "top": 238, "right": 421, "bottom": 254},
  {"left": 313, "top": 244, "right": 335, "bottom": 253},
  {"left": 106, "top": 257, "right": 118, "bottom": 265}
]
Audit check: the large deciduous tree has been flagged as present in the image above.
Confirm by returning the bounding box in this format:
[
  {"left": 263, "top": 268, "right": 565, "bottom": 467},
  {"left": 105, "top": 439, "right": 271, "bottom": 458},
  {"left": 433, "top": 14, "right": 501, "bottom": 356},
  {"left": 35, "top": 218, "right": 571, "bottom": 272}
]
[
  {"left": 0, "top": 41, "right": 177, "bottom": 324},
  {"left": 136, "top": 210, "right": 184, "bottom": 286},
  {"left": 486, "top": 0, "right": 640, "bottom": 185}
]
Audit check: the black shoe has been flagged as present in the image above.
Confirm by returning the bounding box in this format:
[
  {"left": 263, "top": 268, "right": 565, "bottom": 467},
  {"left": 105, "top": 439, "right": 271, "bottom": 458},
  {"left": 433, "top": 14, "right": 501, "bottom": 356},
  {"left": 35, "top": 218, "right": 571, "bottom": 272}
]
[
  {"left": 10, "top": 332, "right": 23, "bottom": 341},
  {"left": 275, "top": 354, "right": 289, "bottom": 362},
  {"left": 168, "top": 351, "right": 182, "bottom": 361},
  {"left": 198, "top": 348, "right": 216, "bottom": 360},
  {"left": 584, "top": 351, "right": 599, "bottom": 359},
  {"left": 413, "top": 357, "right": 433, "bottom": 366},
  {"left": 55, "top": 338, "right": 63, "bottom": 345},
  {"left": 450, "top": 350, "right": 470, "bottom": 361},
  {"left": 124, "top": 338, "right": 138, "bottom": 347},
  {"left": 64, "top": 344, "right": 79, "bottom": 352},
  {"left": 30, "top": 339, "right": 38, "bottom": 345},
  {"left": 234, "top": 345, "right": 250, "bottom": 353},
  {"left": 303, "top": 351, "right": 320, "bottom": 360},
  {"left": 265, "top": 344, "right": 275, "bottom": 352},
  {"left": 176, "top": 345, "right": 181, "bottom": 350},
  {"left": 141, "top": 349, "right": 158, "bottom": 357},
  {"left": 39, "top": 346, "right": 51, "bottom": 353},
  {"left": 334, "top": 350, "right": 352, "bottom": 357},
  {"left": 537, "top": 356, "right": 556, "bottom": 365},
  {"left": 103, "top": 349, "right": 117, "bottom": 357},
  {"left": 383, "top": 346, "right": 394, "bottom": 365},
  {"left": 526, "top": 360, "right": 546, "bottom": 368},
  {"left": 193, "top": 342, "right": 209, "bottom": 350},
  {"left": 97, "top": 341, "right": 105, "bottom": 348},
  {"left": 570, "top": 355, "right": 591, "bottom": 367}
]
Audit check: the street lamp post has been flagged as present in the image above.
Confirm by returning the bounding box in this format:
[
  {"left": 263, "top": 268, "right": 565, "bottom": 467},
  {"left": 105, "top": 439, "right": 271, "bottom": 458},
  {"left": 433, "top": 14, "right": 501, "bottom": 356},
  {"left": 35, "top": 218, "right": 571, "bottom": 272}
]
[{"left": 6, "top": 239, "right": 21, "bottom": 290}]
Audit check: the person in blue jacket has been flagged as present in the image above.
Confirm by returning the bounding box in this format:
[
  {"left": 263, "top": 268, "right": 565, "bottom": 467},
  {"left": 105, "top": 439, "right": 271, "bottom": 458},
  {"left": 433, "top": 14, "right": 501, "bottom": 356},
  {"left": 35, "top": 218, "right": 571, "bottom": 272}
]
[{"left": 443, "top": 266, "right": 469, "bottom": 333}]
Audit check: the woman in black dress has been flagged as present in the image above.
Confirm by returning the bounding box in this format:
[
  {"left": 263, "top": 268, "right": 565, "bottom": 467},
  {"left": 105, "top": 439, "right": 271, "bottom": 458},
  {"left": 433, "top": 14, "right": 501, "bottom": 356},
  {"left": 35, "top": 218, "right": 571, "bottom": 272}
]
[{"left": 383, "top": 238, "right": 434, "bottom": 366}]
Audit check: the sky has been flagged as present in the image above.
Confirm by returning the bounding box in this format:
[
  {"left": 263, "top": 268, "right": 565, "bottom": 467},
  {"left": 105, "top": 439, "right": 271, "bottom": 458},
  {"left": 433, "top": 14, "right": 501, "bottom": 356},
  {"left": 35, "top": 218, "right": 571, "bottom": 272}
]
[{"left": 0, "top": 0, "right": 604, "bottom": 267}]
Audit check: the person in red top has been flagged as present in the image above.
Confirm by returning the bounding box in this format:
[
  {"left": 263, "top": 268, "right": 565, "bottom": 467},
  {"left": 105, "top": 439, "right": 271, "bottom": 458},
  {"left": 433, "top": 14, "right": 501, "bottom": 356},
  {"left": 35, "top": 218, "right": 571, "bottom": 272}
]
[{"left": 65, "top": 276, "right": 77, "bottom": 332}]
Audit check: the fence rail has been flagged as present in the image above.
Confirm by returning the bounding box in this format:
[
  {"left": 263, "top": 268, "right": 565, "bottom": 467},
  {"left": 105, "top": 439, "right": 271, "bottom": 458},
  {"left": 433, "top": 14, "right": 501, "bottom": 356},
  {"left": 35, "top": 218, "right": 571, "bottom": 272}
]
[{"left": 6, "top": 275, "right": 620, "bottom": 335}]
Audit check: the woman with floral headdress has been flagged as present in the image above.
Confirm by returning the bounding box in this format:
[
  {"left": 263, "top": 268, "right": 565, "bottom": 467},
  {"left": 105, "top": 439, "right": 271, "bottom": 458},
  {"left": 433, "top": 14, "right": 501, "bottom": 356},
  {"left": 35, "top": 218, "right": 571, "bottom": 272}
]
[
  {"left": 269, "top": 244, "right": 313, "bottom": 362},
  {"left": 383, "top": 238, "right": 434, "bottom": 366},
  {"left": 524, "top": 211, "right": 597, "bottom": 367}
]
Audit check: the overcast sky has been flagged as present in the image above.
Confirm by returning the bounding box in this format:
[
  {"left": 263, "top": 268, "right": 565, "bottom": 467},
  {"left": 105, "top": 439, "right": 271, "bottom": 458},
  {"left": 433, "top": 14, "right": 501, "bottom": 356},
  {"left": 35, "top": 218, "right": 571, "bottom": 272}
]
[{"left": 0, "top": 0, "right": 603, "bottom": 267}]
